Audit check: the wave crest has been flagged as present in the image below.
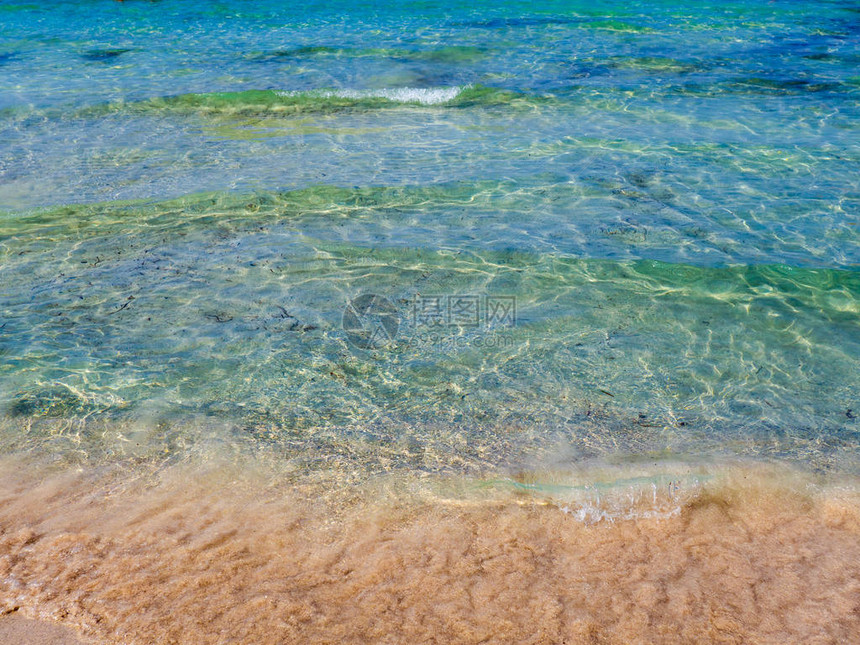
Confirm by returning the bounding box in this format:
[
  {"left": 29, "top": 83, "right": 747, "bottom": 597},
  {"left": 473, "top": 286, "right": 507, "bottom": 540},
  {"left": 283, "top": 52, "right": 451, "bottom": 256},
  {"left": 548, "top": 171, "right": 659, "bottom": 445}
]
[{"left": 276, "top": 86, "right": 467, "bottom": 106}]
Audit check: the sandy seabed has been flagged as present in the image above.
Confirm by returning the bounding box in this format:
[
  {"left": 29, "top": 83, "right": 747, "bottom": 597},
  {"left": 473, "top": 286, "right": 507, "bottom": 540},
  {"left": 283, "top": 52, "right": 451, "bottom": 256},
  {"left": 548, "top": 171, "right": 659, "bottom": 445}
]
[{"left": 0, "top": 455, "right": 858, "bottom": 645}]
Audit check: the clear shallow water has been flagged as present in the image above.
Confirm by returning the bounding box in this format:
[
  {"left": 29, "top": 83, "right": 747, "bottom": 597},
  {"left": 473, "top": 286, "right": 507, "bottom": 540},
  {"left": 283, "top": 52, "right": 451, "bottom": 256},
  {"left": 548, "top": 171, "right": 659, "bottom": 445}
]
[{"left": 0, "top": 0, "right": 858, "bottom": 479}]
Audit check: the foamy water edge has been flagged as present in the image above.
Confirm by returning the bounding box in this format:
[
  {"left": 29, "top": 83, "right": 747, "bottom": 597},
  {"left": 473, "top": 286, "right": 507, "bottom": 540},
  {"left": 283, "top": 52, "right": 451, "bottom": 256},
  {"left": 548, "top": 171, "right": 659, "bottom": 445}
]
[{"left": 275, "top": 86, "right": 469, "bottom": 105}]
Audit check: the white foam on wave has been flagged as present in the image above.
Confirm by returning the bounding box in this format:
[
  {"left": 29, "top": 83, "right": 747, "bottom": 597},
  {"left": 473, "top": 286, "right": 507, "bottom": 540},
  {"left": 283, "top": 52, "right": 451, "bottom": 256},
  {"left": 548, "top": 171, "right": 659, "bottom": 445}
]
[
  {"left": 275, "top": 86, "right": 467, "bottom": 105},
  {"left": 554, "top": 478, "right": 703, "bottom": 524}
]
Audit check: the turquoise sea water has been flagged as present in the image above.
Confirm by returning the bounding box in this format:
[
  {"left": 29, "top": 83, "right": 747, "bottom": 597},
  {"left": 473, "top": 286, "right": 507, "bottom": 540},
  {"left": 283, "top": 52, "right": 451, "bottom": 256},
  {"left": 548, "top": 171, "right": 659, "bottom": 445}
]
[{"left": 0, "top": 0, "right": 858, "bottom": 479}]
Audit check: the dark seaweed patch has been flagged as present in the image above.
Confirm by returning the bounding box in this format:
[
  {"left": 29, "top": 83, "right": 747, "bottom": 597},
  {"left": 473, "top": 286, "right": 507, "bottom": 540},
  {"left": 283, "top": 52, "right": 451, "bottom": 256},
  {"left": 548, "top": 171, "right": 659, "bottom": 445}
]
[
  {"left": 248, "top": 45, "right": 487, "bottom": 66},
  {"left": 729, "top": 77, "right": 843, "bottom": 93},
  {"left": 81, "top": 48, "right": 133, "bottom": 62},
  {"left": 679, "top": 76, "right": 845, "bottom": 97},
  {"left": 247, "top": 46, "right": 343, "bottom": 61},
  {"left": 9, "top": 387, "right": 94, "bottom": 417}
]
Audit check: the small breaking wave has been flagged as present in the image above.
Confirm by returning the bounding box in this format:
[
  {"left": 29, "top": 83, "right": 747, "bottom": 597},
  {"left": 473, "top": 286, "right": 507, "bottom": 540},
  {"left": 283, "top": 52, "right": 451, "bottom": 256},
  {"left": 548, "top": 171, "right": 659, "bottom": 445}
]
[
  {"left": 70, "top": 84, "right": 537, "bottom": 118},
  {"left": 484, "top": 473, "right": 707, "bottom": 524},
  {"left": 275, "top": 86, "right": 466, "bottom": 106}
]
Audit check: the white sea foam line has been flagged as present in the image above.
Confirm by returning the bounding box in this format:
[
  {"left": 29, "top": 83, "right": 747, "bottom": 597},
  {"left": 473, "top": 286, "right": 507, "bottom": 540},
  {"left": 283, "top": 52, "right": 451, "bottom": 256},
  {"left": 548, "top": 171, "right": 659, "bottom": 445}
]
[{"left": 275, "top": 86, "right": 467, "bottom": 105}]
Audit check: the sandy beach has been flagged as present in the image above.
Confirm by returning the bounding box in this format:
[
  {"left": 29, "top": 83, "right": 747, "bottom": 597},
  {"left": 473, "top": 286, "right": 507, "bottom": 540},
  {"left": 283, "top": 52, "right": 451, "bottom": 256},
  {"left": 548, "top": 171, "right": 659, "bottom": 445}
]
[
  {"left": 0, "top": 615, "right": 83, "bottom": 645},
  {"left": 0, "top": 456, "right": 858, "bottom": 644}
]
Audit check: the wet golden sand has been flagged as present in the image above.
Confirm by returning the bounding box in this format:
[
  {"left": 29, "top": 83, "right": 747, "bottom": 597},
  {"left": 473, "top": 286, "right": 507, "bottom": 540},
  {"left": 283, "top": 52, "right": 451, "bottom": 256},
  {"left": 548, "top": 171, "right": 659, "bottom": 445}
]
[
  {"left": 0, "top": 457, "right": 858, "bottom": 644},
  {"left": 0, "top": 614, "right": 83, "bottom": 645}
]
